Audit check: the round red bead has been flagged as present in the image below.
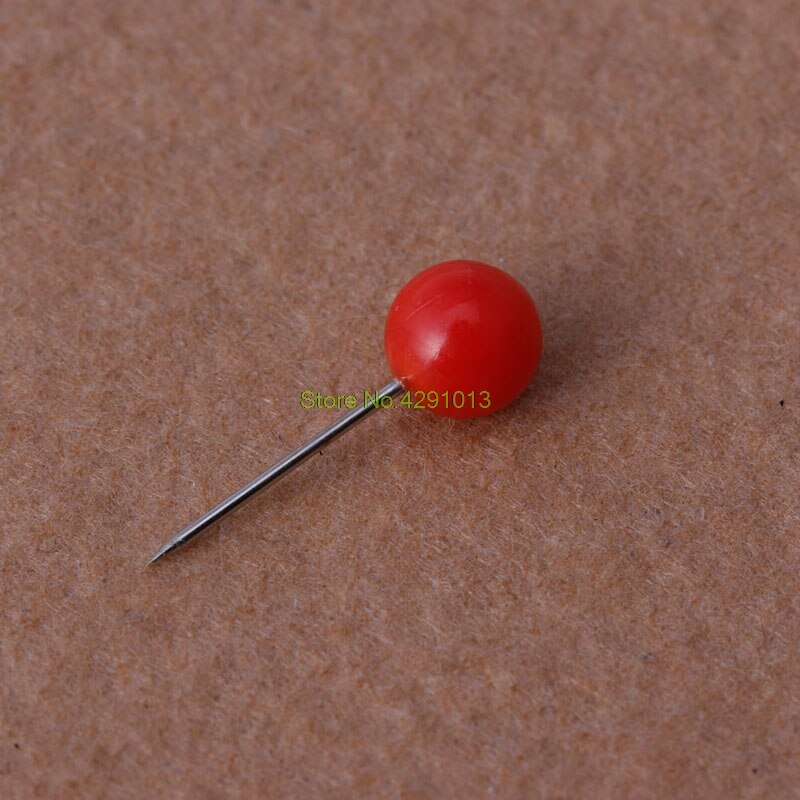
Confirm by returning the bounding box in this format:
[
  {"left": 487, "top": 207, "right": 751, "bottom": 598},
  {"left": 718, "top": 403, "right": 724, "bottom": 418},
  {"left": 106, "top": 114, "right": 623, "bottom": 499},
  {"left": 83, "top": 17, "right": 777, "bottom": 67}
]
[{"left": 384, "top": 260, "right": 543, "bottom": 418}]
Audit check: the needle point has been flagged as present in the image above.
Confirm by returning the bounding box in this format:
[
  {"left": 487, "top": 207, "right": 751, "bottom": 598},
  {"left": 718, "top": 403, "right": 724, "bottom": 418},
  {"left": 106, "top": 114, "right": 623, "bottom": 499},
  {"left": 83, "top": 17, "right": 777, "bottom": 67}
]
[{"left": 147, "top": 537, "right": 181, "bottom": 565}]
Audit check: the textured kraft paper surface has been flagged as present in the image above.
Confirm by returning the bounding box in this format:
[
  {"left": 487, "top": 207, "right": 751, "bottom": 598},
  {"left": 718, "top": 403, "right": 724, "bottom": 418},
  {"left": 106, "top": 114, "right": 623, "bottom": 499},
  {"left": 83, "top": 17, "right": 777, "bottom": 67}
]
[{"left": 1, "top": 1, "right": 799, "bottom": 798}]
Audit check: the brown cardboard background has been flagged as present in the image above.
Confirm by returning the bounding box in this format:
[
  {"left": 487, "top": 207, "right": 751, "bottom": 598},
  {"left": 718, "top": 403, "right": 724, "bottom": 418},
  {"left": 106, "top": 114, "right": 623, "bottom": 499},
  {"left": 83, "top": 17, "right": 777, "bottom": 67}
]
[{"left": 1, "top": 1, "right": 799, "bottom": 797}]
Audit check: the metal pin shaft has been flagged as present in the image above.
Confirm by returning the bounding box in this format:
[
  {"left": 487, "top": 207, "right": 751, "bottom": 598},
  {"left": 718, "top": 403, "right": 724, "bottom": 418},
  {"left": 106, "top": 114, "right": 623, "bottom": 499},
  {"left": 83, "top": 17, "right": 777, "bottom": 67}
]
[{"left": 148, "top": 378, "right": 404, "bottom": 564}]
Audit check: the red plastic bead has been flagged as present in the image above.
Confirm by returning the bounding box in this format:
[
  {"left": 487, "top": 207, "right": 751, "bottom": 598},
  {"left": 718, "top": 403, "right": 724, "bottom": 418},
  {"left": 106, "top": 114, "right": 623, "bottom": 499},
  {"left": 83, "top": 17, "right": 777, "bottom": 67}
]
[{"left": 384, "top": 260, "right": 543, "bottom": 418}]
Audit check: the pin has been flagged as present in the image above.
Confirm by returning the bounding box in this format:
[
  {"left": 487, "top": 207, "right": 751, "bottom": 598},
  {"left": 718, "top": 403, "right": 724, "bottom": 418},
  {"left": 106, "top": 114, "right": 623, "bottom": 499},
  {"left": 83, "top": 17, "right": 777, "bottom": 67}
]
[{"left": 148, "top": 259, "right": 543, "bottom": 564}]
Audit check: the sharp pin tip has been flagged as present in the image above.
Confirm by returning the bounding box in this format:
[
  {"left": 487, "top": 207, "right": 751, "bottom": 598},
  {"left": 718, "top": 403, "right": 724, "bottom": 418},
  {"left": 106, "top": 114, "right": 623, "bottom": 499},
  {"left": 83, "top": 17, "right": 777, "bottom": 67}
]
[{"left": 147, "top": 540, "right": 177, "bottom": 566}]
